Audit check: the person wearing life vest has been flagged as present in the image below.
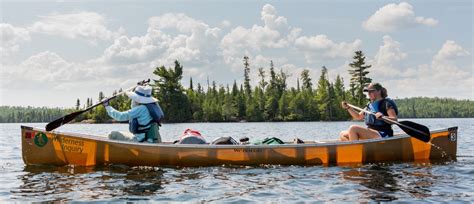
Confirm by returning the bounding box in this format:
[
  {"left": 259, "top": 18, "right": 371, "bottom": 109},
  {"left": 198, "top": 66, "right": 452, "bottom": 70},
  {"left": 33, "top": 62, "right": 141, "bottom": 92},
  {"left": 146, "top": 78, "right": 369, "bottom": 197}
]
[
  {"left": 339, "top": 83, "right": 398, "bottom": 141},
  {"left": 102, "top": 85, "right": 164, "bottom": 143}
]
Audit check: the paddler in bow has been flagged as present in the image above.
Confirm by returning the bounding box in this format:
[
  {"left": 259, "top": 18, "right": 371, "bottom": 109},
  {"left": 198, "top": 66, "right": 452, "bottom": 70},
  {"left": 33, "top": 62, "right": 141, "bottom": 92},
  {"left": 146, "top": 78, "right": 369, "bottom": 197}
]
[{"left": 102, "top": 85, "right": 164, "bottom": 143}]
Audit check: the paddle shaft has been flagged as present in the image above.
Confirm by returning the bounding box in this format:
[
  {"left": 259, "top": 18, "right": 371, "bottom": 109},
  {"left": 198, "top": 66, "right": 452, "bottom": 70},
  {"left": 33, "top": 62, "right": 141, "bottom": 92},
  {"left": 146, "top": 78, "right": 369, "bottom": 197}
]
[
  {"left": 84, "top": 85, "right": 134, "bottom": 112},
  {"left": 45, "top": 79, "right": 150, "bottom": 131},
  {"left": 347, "top": 103, "right": 429, "bottom": 136},
  {"left": 80, "top": 79, "right": 152, "bottom": 112}
]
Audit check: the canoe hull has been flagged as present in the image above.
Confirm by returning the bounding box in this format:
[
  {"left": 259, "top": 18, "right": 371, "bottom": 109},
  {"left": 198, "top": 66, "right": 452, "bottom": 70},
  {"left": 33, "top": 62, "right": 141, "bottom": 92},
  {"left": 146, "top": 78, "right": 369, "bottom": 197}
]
[{"left": 21, "top": 126, "right": 458, "bottom": 167}]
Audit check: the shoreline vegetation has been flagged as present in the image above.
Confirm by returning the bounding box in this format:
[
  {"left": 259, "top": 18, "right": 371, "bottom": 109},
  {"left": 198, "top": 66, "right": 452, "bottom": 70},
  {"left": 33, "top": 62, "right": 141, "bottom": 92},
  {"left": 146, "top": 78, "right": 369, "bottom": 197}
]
[
  {"left": 1, "top": 51, "right": 473, "bottom": 123},
  {"left": 1, "top": 96, "right": 472, "bottom": 124}
]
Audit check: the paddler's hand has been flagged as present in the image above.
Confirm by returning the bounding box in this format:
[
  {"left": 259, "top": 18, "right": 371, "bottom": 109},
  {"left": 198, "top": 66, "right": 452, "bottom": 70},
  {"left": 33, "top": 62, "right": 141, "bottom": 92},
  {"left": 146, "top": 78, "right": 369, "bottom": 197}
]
[
  {"left": 102, "top": 99, "right": 110, "bottom": 107},
  {"left": 374, "top": 112, "right": 383, "bottom": 119},
  {"left": 341, "top": 101, "right": 350, "bottom": 110}
]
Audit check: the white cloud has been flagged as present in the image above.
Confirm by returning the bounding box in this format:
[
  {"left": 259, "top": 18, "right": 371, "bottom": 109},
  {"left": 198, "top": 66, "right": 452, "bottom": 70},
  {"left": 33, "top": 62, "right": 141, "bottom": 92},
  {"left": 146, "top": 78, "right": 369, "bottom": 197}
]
[
  {"left": 29, "top": 12, "right": 122, "bottom": 43},
  {"left": 386, "top": 62, "right": 472, "bottom": 99},
  {"left": 261, "top": 4, "right": 288, "bottom": 31},
  {"left": 363, "top": 2, "right": 438, "bottom": 32},
  {"left": 149, "top": 13, "right": 218, "bottom": 34},
  {"left": 415, "top": 16, "right": 438, "bottom": 26},
  {"left": 294, "top": 35, "right": 362, "bottom": 62},
  {"left": 102, "top": 29, "right": 172, "bottom": 64},
  {"left": 0, "top": 50, "right": 147, "bottom": 93},
  {"left": 221, "top": 20, "right": 232, "bottom": 28},
  {"left": 220, "top": 4, "right": 301, "bottom": 71},
  {"left": 99, "top": 13, "right": 224, "bottom": 84},
  {"left": 103, "top": 13, "right": 221, "bottom": 67},
  {"left": 433, "top": 40, "right": 470, "bottom": 61},
  {"left": 369, "top": 35, "right": 407, "bottom": 79},
  {"left": 374, "top": 35, "right": 407, "bottom": 66},
  {"left": 0, "top": 23, "right": 30, "bottom": 58},
  {"left": 253, "top": 54, "right": 288, "bottom": 68},
  {"left": 371, "top": 40, "right": 472, "bottom": 99},
  {"left": 15, "top": 51, "right": 90, "bottom": 82}
]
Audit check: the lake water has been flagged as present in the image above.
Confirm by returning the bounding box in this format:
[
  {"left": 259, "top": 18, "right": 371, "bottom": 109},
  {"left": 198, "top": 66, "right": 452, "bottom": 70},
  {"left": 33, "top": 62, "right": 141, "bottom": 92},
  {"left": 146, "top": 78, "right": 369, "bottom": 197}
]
[{"left": 1, "top": 119, "right": 473, "bottom": 202}]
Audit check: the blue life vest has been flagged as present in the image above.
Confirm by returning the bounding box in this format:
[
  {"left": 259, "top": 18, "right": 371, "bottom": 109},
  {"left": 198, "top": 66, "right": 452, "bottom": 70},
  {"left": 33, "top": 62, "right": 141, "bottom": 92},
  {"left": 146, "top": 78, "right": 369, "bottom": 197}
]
[
  {"left": 364, "top": 98, "right": 398, "bottom": 136},
  {"left": 129, "top": 103, "right": 164, "bottom": 135}
]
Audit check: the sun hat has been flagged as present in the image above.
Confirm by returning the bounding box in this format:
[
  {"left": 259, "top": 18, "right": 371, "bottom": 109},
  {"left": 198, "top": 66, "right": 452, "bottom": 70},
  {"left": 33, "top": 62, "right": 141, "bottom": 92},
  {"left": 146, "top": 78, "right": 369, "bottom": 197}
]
[
  {"left": 363, "top": 83, "right": 383, "bottom": 92},
  {"left": 126, "top": 85, "right": 158, "bottom": 104}
]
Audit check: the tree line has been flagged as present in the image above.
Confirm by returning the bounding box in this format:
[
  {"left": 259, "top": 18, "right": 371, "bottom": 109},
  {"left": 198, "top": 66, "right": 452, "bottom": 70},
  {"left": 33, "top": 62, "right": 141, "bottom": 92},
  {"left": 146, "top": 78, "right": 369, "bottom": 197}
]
[
  {"left": 396, "top": 97, "right": 472, "bottom": 118},
  {"left": 0, "top": 106, "right": 72, "bottom": 123},
  {"left": 1, "top": 51, "right": 472, "bottom": 123}
]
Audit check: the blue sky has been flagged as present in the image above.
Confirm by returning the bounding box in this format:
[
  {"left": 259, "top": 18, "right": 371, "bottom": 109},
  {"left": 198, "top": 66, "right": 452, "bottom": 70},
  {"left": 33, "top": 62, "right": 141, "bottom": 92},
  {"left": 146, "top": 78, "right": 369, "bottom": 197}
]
[{"left": 1, "top": 0, "right": 472, "bottom": 107}]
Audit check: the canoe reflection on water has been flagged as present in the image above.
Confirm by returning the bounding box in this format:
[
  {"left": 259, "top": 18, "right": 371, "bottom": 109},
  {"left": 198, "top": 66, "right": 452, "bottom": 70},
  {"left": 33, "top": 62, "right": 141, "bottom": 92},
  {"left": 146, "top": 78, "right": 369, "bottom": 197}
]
[
  {"left": 14, "top": 165, "right": 166, "bottom": 200},
  {"left": 341, "top": 162, "right": 442, "bottom": 202}
]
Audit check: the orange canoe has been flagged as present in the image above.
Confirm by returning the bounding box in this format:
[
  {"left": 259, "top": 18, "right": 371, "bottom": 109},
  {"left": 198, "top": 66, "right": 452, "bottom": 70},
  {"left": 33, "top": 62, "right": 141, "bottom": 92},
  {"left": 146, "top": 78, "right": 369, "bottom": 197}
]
[{"left": 21, "top": 125, "right": 457, "bottom": 167}]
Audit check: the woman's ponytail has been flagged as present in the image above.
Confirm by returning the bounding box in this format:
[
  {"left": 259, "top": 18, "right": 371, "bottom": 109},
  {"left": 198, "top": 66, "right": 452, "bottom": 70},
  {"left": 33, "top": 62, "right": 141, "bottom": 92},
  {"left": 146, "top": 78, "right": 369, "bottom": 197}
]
[{"left": 381, "top": 87, "right": 388, "bottom": 98}]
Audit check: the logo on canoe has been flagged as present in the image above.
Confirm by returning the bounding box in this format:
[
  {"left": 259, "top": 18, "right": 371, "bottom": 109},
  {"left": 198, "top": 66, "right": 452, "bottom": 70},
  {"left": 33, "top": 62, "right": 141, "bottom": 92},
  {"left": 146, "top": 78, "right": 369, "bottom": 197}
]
[
  {"left": 448, "top": 127, "right": 457, "bottom": 142},
  {"left": 449, "top": 132, "right": 457, "bottom": 142},
  {"left": 34, "top": 132, "right": 48, "bottom": 147}
]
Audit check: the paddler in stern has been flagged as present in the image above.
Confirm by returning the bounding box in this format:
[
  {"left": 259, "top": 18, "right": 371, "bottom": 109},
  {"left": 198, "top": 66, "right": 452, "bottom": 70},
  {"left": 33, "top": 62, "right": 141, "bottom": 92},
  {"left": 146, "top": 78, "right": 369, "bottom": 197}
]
[{"left": 339, "top": 83, "right": 399, "bottom": 141}]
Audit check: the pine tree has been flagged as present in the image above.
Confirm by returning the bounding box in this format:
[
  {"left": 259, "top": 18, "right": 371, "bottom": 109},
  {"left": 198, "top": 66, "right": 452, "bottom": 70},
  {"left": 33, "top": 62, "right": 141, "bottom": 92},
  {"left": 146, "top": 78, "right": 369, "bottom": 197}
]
[
  {"left": 249, "top": 87, "right": 264, "bottom": 121},
  {"left": 258, "top": 67, "right": 267, "bottom": 90},
  {"left": 334, "top": 75, "right": 348, "bottom": 120},
  {"left": 327, "top": 82, "right": 337, "bottom": 120},
  {"left": 276, "top": 69, "right": 287, "bottom": 98},
  {"left": 75, "top": 99, "right": 80, "bottom": 110},
  {"left": 153, "top": 60, "right": 192, "bottom": 122},
  {"left": 232, "top": 80, "right": 239, "bottom": 97},
  {"left": 197, "top": 83, "right": 203, "bottom": 94},
  {"left": 316, "top": 66, "right": 330, "bottom": 120},
  {"left": 349, "top": 50, "right": 372, "bottom": 106},
  {"left": 300, "top": 69, "right": 312, "bottom": 92},
  {"left": 230, "top": 80, "right": 241, "bottom": 119},
  {"left": 296, "top": 78, "right": 300, "bottom": 92},
  {"left": 264, "top": 94, "right": 279, "bottom": 120},
  {"left": 268, "top": 60, "right": 277, "bottom": 92},
  {"left": 288, "top": 92, "right": 305, "bottom": 121},
  {"left": 265, "top": 61, "right": 278, "bottom": 120},
  {"left": 243, "top": 56, "right": 251, "bottom": 96},
  {"left": 189, "top": 77, "right": 194, "bottom": 91},
  {"left": 237, "top": 84, "right": 246, "bottom": 119},
  {"left": 278, "top": 91, "right": 289, "bottom": 120},
  {"left": 98, "top": 92, "right": 105, "bottom": 102}
]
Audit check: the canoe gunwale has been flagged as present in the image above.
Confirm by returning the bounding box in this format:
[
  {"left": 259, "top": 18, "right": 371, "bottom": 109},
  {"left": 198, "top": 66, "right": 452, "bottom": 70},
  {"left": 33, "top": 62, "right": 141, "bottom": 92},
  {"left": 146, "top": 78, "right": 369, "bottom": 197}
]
[{"left": 20, "top": 125, "right": 457, "bottom": 149}]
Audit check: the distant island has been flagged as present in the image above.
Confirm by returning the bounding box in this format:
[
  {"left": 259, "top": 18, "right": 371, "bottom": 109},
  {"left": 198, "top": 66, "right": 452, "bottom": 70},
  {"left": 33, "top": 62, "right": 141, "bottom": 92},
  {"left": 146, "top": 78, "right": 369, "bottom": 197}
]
[{"left": 1, "top": 51, "right": 473, "bottom": 123}]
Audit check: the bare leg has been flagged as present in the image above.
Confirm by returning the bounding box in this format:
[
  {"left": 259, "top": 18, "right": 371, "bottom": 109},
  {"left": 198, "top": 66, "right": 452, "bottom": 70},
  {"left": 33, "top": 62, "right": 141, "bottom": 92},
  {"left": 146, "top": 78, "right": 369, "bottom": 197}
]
[{"left": 348, "top": 125, "right": 381, "bottom": 141}]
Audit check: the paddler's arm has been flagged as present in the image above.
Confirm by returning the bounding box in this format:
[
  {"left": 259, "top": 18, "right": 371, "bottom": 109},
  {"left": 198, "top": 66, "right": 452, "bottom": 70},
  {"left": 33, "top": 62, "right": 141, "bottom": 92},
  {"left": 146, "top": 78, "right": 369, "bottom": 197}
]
[
  {"left": 105, "top": 106, "right": 131, "bottom": 122},
  {"left": 342, "top": 101, "right": 364, "bottom": 120},
  {"left": 380, "top": 108, "right": 398, "bottom": 124},
  {"left": 375, "top": 102, "right": 398, "bottom": 123}
]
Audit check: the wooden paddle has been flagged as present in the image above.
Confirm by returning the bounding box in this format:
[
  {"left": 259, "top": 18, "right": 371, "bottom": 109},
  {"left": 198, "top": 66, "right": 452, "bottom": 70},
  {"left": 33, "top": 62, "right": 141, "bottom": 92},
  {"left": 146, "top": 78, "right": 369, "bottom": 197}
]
[
  {"left": 45, "top": 79, "right": 150, "bottom": 131},
  {"left": 346, "top": 103, "right": 431, "bottom": 142}
]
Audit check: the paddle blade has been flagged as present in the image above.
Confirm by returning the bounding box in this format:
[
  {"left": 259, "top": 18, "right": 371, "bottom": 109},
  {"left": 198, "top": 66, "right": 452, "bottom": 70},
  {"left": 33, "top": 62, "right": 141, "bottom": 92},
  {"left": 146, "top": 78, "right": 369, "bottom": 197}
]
[
  {"left": 398, "top": 121, "right": 431, "bottom": 142},
  {"left": 45, "top": 110, "right": 86, "bottom": 131}
]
